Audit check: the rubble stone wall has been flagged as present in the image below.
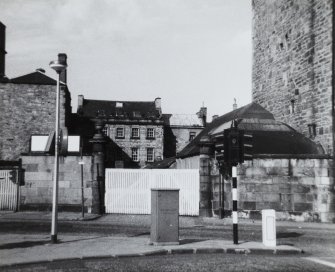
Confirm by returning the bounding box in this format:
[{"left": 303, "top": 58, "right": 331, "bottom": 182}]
[
  {"left": 0, "top": 83, "right": 71, "bottom": 160},
  {"left": 252, "top": 0, "right": 334, "bottom": 153}
]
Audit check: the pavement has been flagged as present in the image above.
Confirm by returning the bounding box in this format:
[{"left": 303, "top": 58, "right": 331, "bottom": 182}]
[{"left": 0, "top": 211, "right": 318, "bottom": 268}]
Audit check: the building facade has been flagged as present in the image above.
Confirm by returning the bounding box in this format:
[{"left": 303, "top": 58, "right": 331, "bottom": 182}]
[
  {"left": 0, "top": 22, "right": 71, "bottom": 160},
  {"left": 163, "top": 107, "right": 206, "bottom": 158},
  {"left": 78, "top": 95, "right": 164, "bottom": 168},
  {"left": 252, "top": 0, "right": 334, "bottom": 154}
]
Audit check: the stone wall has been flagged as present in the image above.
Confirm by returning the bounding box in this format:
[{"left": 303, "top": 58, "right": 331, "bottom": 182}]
[
  {"left": 21, "top": 155, "right": 95, "bottom": 212},
  {"left": 252, "top": 0, "right": 334, "bottom": 153},
  {"left": 210, "top": 156, "right": 334, "bottom": 222},
  {"left": 0, "top": 83, "right": 71, "bottom": 160}
]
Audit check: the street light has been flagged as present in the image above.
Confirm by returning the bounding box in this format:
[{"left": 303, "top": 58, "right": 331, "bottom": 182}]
[{"left": 49, "top": 58, "right": 67, "bottom": 243}]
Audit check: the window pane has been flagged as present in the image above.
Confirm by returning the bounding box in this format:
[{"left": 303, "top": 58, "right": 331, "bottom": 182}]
[
  {"left": 147, "top": 148, "right": 154, "bottom": 162},
  {"left": 147, "top": 128, "right": 154, "bottom": 138},
  {"left": 116, "top": 127, "right": 124, "bottom": 138},
  {"left": 189, "top": 132, "right": 196, "bottom": 141},
  {"left": 132, "top": 128, "right": 139, "bottom": 138},
  {"left": 131, "top": 148, "right": 139, "bottom": 161}
]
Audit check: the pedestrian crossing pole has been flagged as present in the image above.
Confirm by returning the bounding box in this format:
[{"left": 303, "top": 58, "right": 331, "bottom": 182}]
[{"left": 232, "top": 165, "right": 238, "bottom": 244}]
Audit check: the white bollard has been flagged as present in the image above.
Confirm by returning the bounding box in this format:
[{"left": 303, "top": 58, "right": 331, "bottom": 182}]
[{"left": 262, "top": 209, "right": 276, "bottom": 247}]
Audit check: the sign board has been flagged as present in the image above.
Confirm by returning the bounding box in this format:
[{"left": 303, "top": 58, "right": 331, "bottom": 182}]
[
  {"left": 68, "top": 136, "right": 80, "bottom": 152},
  {"left": 31, "top": 135, "right": 49, "bottom": 152}
]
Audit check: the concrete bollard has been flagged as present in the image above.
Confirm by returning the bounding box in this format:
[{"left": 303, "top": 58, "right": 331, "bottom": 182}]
[
  {"left": 150, "top": 188, "right": 179, "bottom": 246},
  {"left": 262, "top": 209, "right": 276, "bottom": 247}
]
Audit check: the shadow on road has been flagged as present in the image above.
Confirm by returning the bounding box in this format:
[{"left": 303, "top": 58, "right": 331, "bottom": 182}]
[
  {"left": 277, "top": 232, "right": 303, "bottom": 238},
  {"left": 0, "top": 240, "right": 48, "bottom": 249}
]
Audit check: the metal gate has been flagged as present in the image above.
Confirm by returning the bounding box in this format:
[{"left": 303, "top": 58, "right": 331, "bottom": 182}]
[
  {"left": 0, "top": 170, "right": 17, "bottom": 210},
  {"left": 105, "top": 169, "right": 199, "bottom": 216}
]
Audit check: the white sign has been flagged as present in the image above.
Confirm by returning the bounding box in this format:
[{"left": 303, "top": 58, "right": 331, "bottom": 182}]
[
  {"left": 31, "top": 135, "right": 49, "bottom": 151},
  {"left": 68, "top": 136, "right": 80, "bottom": 152}
]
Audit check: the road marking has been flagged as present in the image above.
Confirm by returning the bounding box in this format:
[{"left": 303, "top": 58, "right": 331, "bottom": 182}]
[{"left": 303, "top": 257, "right": 335, "bottom": 269}]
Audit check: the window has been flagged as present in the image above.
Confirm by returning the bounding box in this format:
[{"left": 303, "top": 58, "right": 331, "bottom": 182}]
[
  {"left": 131, "top": 127, "right": 140, "bottom": 138},
  {"left": 189, "top": 132, "right": 196, "bottom": 141},
  {"left": 131, "top": 148, "right": 139, "bottom": 161},
  {"left": 116, "top": 127, "right": 124, "bottom": 138},
  {"left": 147, "top": 148, "right": 154, "bottom": 162},
  {"left": 147, "top": 128, "right": 155, "bottom": 139},
  {"left": 102, "top": 126, "right": 109, "bottom": 136},
  {"left": 290, "top": 100, "right": 295, "bottom": 114}
]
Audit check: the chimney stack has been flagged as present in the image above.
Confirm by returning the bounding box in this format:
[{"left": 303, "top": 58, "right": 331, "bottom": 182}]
[
  {"left": 233, "top": 98, "right": 237, "bottom": 110},
  {"left": 0, "top": 22, "right": 7, "bottom": 79},
  {"left": 58, "top": 53, "right": 67, "bottom": 84},
  {"left": 155, "top": 97, "right": 162, "bottom": 115},
  {"left": 77, "top": 95, "right": 84, "bottom": 114},
  {"left": 197, "top": 106, "right": 207, "bottom": 127}
]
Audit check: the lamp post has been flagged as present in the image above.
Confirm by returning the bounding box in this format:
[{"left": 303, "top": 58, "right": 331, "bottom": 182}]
[{"left": 49, "top": 58, "right": 67, "bottom": 243}]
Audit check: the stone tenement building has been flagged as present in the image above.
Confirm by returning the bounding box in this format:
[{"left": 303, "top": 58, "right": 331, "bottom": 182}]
[
  {"left": 162, "top": 107, "right": 206, "bottom": 158},
  {"left": 252, "top": 0, "right": 334, "bottom": 154},
  {"left": 77, "top": 96, "right": 164, "bottom": 168},
  {"left": 0, "top": 23, "right": 71, "bottom": 160}
]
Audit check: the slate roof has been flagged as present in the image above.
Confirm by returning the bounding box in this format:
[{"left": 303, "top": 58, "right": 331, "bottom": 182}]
[
  {"left": 177, "top": 102, "right": 324, "bottom": 158},
  {"left": 163, "top": 114, "right": 203, "bottom": 127},
  {"left": 10, "top": 71, "right": 57, "bottom": 85},
  {"left": 80, "top": 99, "right": 161, "bottom": 119},
  {"left": 143, "top": 157, "right": 176, "bottom": 169}
]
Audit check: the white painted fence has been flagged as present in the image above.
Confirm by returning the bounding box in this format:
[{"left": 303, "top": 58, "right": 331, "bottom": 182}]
[
  {"left": 105, "top": 169, "right": 199, "bottom": 216},
  {"left": 0, "top": 170, "right": 17, "bottom": 210}
]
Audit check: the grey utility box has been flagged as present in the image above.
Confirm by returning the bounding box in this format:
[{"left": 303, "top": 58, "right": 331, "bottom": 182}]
[{"left": 150, "top": 188, "right": 180, "bottom": 245}]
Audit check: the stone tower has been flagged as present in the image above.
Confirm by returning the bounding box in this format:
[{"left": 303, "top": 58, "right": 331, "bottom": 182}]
[{"left": 252, "top": 0, "right": 334, "bottom": 154}]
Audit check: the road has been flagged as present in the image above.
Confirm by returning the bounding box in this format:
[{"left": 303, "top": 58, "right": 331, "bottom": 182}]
[{"left": 1, "top": 218, "right": 335, "bottom": 271}]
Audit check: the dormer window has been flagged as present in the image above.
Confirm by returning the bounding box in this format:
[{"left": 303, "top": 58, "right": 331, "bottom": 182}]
[{"left": 133, "top": 111, "right": 141, "bottom": 118}]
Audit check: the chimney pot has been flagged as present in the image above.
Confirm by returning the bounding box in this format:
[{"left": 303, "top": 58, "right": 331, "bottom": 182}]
[
  {"left": 154, "top": 97, "right": 162, "bottom": 116},
  {"left": 77, "top": 95, "right": 84, "bottom": 114},
  {"left": 58, "top": 53, "right": 67, "bottom": 84}
]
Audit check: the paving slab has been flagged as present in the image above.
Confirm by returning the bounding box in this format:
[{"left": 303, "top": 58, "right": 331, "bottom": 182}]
[{"left": 0, "top": 233, "right": 303, "bottom": 268}]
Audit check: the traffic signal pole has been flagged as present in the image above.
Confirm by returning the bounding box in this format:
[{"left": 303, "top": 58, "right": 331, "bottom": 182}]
[{"left": 232, "top": 165, "right": 238, "bottom": 244}]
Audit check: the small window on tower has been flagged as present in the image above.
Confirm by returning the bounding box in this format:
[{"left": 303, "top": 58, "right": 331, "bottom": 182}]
[
  {"left": 189, "top": 132, "right": 196, "bottom": 141},
  {"left": 290, "top": 100, "right": 295, "bottom": 114}
]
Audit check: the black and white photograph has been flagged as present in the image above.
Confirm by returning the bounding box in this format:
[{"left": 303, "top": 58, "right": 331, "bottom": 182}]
[{"left": 0, "top": 0, "right": 334, "bottom": 271}]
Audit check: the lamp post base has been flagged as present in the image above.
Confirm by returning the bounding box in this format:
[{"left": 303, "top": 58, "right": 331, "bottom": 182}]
[{"left": 51, "top": 234, "right": 58, "bottom": 244}]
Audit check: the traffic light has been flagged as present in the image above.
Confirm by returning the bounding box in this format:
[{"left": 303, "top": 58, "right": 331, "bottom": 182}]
[
  {"left": 224, "top": 127, "right": 243, "bottom": 165},
  {"left": 9, "top": 170, "right": 17, "bottom": 183},
  {"left": 213, "top": 132, "right": 225, "bottom": 161},
  {"left": 241, "top": 132, "right": 253, "bottom": 162}
]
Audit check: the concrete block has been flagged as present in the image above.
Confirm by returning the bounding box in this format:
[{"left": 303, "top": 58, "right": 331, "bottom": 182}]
[
  {"left": 25, "top": 172, "right": 52, "bottom": 181},
  {"left": 59, "top": 180, "right": 71, "bottom": 188},
  {"left": 291, "top": 167, "right": 315, "bottom": 177},
  {"left": 266, "top": 167, "right": 289, "bottom": 176},
  {"left": 246, "top": 167, "right": 267, "bottom": 177},
  {"left": 292, "top": 185, "right": 311, "bottom": 194},
  {"left": 294, "top": 203, "right": 313, "bottom": 212},
  {"left": 263, "top": 193, "right": 280, "bottom": 202},
  {"left": 314, "top": 159, "right": 329, "bottom": 168},
  {"left": 242, "top": 201, "right": 256, "bottom": 210},
  {"left": 23, "top": 163, "right": 39, "bottom": 172},
  {"left": 293, "top": 194, "right": 306, "bottom": 203}
]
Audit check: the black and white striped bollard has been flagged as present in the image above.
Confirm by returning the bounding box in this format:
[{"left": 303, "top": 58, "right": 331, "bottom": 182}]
[{"left": 232, "top": 165, "right": 238, "bottom": 244}]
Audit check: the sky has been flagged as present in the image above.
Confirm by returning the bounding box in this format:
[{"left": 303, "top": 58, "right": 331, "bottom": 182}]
[{"left": 0, "top": 0, "right": 252, "bottom": 119}]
